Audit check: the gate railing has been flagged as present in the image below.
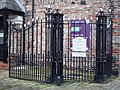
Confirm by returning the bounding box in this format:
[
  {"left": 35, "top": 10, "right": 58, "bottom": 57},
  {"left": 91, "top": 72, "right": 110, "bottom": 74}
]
[{"left": 8, "top": 9, "right": 113, "bottom": 85}]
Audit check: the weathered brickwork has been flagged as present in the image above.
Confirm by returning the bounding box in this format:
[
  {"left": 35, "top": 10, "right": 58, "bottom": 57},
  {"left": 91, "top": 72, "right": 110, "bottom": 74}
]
[{"left": 19, "top": 0, "right": 120, "bottom": 61}]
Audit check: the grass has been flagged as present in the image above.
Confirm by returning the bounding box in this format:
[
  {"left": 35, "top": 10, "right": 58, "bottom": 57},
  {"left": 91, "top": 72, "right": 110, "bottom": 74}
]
[{"left": 1, "top": 69, "right": 120, "bottom": 90}]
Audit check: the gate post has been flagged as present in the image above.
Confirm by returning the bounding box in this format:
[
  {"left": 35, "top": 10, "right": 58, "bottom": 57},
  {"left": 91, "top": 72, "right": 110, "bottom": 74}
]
[
  {"left": 95, "top": 11, "right": 112, "bottom": 82},
  {"left": 50, "top": 9, "right": 64, "bottom": 85},
  {"left": 22, "top": 15, "right": 26, "bottom": 65}
]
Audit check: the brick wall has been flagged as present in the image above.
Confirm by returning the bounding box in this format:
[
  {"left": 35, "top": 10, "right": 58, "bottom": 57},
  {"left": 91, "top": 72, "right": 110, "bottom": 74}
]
[{"left": 19, "top": 0, "right": 120, "bottom": 61}]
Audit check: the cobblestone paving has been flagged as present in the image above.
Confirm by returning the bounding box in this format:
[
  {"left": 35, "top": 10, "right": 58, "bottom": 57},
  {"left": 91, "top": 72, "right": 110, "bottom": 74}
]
[{"left": 0, "top": 70, "right": 120, "bottom": 90}]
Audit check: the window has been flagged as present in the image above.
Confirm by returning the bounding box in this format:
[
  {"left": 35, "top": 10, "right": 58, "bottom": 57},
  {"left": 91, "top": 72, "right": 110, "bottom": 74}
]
[
  {"left": 0, "top": 30, "right": 4, "bottom": 44},
  {"left": 40, "top": 0, "right": 63, "bottom": 5},
  {"left": 0, "top": 16, "right": 3, "bottom": 44},
  {"left": 80, "top": 0, "right": 86, "bottom": 5}
]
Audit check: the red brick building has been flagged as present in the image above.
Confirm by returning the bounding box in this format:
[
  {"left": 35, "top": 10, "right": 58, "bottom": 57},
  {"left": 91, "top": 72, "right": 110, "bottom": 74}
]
[
  {"left": 0, "top": 0, "right": 120, "bottom": 70},
  {"left": 19, "top": 0, "right": 120, "bottom": 61}
]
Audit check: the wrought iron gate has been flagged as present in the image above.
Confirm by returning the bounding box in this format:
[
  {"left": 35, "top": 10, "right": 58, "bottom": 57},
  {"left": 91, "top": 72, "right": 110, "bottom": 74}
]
[{"left": 9, "top": 9, "right": 113, "bottom": 85}]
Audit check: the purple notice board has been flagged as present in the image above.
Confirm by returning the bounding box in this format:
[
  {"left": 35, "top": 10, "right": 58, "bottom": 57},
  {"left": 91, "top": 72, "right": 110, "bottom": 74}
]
[{"left": 70, "top": 20, "right": 90, "bottom": 57}]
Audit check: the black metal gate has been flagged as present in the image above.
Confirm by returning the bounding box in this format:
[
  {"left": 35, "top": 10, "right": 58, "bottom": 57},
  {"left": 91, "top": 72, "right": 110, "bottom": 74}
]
[{"left": 9, "top": 9, "right": 113, "bottom": 85}]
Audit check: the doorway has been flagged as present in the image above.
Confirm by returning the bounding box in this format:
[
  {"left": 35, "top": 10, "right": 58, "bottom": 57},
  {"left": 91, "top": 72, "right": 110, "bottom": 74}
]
[{"left": 0, "top": 16, "right": 8, "bottom": 62}]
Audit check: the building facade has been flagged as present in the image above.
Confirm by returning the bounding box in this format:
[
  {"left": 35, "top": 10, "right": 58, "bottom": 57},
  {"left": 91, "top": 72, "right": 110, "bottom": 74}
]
[{"left": 19, "top": 0, "right": 120, "bottom": 61}]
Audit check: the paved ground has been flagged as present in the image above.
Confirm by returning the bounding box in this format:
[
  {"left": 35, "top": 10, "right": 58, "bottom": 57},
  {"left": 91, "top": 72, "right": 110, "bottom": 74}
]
[{"left": 0, "top": 70, "right": 120, "bottom": 90}]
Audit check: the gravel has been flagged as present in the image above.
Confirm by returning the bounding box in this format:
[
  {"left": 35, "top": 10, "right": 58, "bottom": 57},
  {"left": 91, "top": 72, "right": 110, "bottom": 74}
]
[{"left": 0, "top": 70, "right": 120, "bottom": 90}]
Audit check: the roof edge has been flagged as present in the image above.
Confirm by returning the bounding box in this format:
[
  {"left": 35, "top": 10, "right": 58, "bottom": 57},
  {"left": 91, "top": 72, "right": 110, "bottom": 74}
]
[{"left": 15, "top": 0, "right": 25, "bottom": 13}]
